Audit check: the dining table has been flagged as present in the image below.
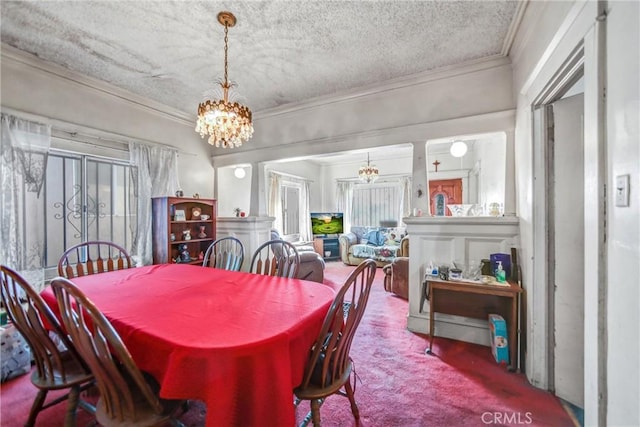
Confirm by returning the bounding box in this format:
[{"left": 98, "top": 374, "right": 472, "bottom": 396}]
[{"left": 40, "top": 263, "right": 336, "bottom": 427}]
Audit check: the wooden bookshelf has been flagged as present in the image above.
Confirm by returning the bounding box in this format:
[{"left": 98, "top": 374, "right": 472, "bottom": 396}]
[{"left": 152, "top": 196, "right": 217, "bottom": 265}]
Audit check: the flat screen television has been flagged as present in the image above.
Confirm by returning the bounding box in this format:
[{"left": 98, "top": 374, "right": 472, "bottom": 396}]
[{"left": 310, "top": 212, "right": 344, "bottom": 236}]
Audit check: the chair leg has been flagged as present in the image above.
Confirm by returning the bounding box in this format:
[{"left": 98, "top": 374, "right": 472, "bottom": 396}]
[
  {"left": 63, "top": 385, "right": 81, "bottom": 427},
  {"left": 26, "top": 389, "right": 48, "bottom": 427},
  {"left": 344, "top": 379, "right": 360, "bottom": 420},
  {"left": 310, "top": 399, "right": 322, "bottom": 427}
]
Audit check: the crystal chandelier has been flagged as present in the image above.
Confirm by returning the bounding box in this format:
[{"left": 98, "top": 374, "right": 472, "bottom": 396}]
[
  {"left": 195, "top": 11, "right": 253, "bottom": 149},
  {"left": 358, "top": 153, "right": 379, "bottom": 183}
]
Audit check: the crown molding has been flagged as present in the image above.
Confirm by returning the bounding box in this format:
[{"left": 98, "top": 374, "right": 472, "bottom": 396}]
[
  {"left": 1, "top": 43, "right": 194, "bottom": 126},
  {"left": 255, "top": 55, "right": 512, "bottom": 119},
  {"left": 501, "top": 0, "right": 529, "bottom": 56},
  {"left": 2, "top": 41, "right": 514, "bottom": 130}
]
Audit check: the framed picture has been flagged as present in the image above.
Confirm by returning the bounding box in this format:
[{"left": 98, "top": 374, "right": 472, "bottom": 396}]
[{"left": 174, "top": 209, "right": 186, "bottom": 221}]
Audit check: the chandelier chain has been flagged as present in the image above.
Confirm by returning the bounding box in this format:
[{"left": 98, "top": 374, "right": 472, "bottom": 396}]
[{"left": 223, "top": 22, "right": 229, "bottom": 88}]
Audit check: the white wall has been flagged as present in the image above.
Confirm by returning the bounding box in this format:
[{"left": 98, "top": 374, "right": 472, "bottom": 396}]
[
  {"left": 210, "top": 57, "right": 515, "bottom": 168},
  {"left": 217, "top": 166, "right": 252, "bottom": 217},
  {"left": 476, "top": 134, "right": 507, "bottom": 208},
  {"left": 242, "top": 59, "right": 513, "bottom": 151},
  {"left": 605, "top": 1, "right": 639, "bottom": 425},
  {"left": 0, "top": 46, "right": 215, "bottom": 199}
]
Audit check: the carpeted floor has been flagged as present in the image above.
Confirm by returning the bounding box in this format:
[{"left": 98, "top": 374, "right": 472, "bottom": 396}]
[{"left": 0, "top": 261, "right": 575, "bottom": 426}]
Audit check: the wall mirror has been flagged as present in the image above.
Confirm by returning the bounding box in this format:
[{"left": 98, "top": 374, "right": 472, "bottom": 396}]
[{"left": 425, "top": 131, "right": 506, "bottom": 217}]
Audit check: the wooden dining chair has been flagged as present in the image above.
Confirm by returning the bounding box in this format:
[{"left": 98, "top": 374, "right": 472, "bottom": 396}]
[
  {"left": 57, "top": 241, "right": 134, "bottom": 279},
  {"left": 294, "top": 259, "right": 377, "bottom": 427},
  {"left": 202, "top": 236, "right": 244, "bottom": 271},
  {"left": 50, "top": 277, "right": 186, "bottom": 427},
  {"left": 0, "top": 265, "right": 95, "bottom": 427},
  {"left": 249, "top": 239, "right": 300, "bottom": 278}
]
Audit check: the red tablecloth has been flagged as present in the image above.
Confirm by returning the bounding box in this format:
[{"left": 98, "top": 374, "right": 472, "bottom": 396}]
[{"left": 40, "top": 264, "right": 335, "bottom": 426}]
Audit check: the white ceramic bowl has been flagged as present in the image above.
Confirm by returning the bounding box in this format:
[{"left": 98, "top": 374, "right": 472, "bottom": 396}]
[{"left": 447, "top": 204, "right": 473, "bottom": 216}]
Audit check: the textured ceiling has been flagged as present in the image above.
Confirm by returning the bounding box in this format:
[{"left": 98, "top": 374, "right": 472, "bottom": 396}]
[{"left": 1, "top": 1, "right": 522, "bottom": 116}]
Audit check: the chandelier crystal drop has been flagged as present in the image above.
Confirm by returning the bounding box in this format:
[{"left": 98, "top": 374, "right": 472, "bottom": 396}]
[
  {"left": 195, "top": 11, "right": 253, "bottom": 148},
  {"left": 358, "top": 153, "right": 379, "bottom": 183}
]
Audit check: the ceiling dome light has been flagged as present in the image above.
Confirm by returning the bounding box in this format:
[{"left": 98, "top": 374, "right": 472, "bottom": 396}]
[
  {"left": 450, "top": 140, "right": 468, "bottom": 158},
  {"left": 234, "top": 167, "right": 246, "bottom": 179}
]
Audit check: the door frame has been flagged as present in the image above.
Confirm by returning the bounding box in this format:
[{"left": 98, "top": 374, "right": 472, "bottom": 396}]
[
  {"left": 527, "top": 3, "right": 607, "bottom": 424},
  {"left": 532, "top": 48, "right": 584, "bottom": 395}
]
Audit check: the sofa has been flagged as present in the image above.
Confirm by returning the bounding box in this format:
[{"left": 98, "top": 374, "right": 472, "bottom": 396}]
[
  {"left": 339, "top": 227, "right": 408, "bottom": 268},
  {"left": 270, "top": 230, "right": 325, "bottom": 283}
]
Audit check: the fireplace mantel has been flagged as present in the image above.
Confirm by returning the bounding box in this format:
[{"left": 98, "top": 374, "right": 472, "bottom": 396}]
[{"left": 216, "top": 216, "right": 274, "bottom": 271}]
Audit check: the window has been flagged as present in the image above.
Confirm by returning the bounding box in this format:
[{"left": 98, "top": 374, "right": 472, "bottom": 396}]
[
  {"left": 43, "top": 150, "right": 137, "bottom": 275},
  {"left": 281, "top": 182, "right": 301, "bottom": 236},
  {"left": 351, "top": 183, "right": 402, "bottom": 227}
]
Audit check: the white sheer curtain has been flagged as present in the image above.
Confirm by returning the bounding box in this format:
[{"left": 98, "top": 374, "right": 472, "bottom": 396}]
[
  {"left": 0, "top": 113, "right": 51, "bottom": 292},
  {"left": 268, "top": 172, "right": 282, "bottom": 232},
  {"left": 400, "top": 176, "right": 412, "bottom": 225},
  {"left": 129, "top": 141, "right": 179, "bottom": 265},
  {"left": 336, "top": 180, "right": 354, "bottom": 233},
  {"left": 299, "top": 180, "right": 312, "bottom": 241}
]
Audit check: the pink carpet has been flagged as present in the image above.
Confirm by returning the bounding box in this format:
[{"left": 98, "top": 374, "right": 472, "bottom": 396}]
[{"left": 0, "top": 261, "right": 574, "bottom": 426}]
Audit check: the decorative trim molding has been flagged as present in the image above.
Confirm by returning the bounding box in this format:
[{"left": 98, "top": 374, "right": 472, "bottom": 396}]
[
  {"left": 501, "top": 0, "right": 530, "bottom": 56},
  {"left": 1, "top": 43, "right": 194, "bottom": 126},
  {"left": 517, "top": 1, "right": 589, "bottom": 96},
  {"left": 2, "top": 42, "right": 512, "bottom": 127},
  {"left": 256, "top": 56, "right": 512, "bottom": 119}
]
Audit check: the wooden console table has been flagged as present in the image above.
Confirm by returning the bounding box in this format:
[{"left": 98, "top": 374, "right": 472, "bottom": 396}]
[{"left": 423, "top": 277, "right": 523, "bottom": 371}]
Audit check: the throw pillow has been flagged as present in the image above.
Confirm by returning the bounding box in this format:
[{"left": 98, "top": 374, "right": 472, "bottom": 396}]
[{"left": 364, "top": 229, "right": 386, "bottom": 246}]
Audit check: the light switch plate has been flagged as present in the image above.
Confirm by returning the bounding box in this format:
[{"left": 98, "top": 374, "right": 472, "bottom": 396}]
[{"left": 615, "top": 174, "right": 630, "bottom": 207}]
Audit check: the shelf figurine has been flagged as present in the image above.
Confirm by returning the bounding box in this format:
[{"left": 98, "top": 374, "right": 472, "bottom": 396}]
[{"left": 176, "top": 243, "right": 191, "bottom": 263}]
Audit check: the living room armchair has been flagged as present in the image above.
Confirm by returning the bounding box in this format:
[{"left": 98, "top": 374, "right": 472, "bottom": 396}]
[
  {"left": 270, "top": 230, "right": 325, "bottom": 283},
  {"left": 382, "top": 236, "right": 410, "bottom": 300}
]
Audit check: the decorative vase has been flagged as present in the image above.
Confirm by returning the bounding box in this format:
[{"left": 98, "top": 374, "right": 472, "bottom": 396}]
[{"left": 198, "top": 226, "right": 206, "bottom": 239}]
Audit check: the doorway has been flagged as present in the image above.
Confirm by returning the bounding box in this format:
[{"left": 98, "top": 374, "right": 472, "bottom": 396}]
[
  {"left": 532, "top": 50, "right": 587, "bottom": 418},
  {"left": 429, "top": 178, "right": 462, "bottom": 216},
  {"left": 549, "top": 92, "right": 585, "bottom": 410}
]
